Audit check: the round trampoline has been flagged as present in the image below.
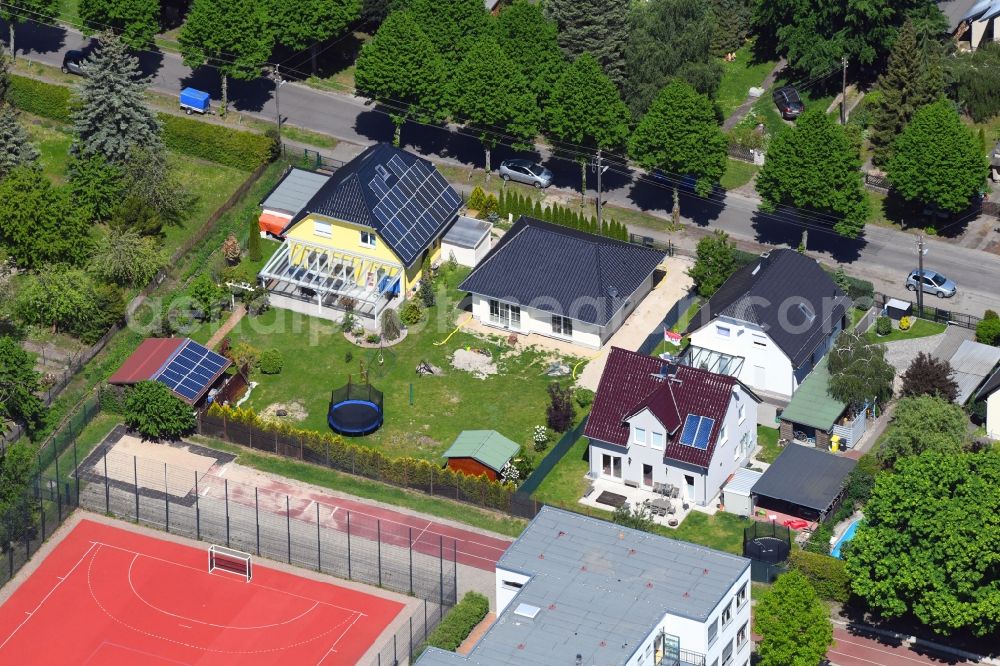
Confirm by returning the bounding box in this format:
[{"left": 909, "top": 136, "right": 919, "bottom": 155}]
[
  {"left": 743, "top": 521, "right": 791, "bottom": 563},
  {"left": 328, "top": 380, "right": 384, "bottom": 436}
]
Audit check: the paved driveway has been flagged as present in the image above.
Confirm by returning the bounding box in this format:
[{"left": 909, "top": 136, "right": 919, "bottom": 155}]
[{"left": 881, "top": 330, "right": 948, "bottom": 392}]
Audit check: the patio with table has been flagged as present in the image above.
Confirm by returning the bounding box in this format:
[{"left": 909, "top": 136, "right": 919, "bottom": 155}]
[{"left": 581, "top": 476, "right": 698, "bottom": 528}]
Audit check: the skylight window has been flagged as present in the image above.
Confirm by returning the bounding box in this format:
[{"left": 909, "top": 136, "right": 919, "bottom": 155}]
[
  {"left": 514, "top": 603, "right": 540, "bottom": 619},
  {"left": 797, "top": 302, "right": 815, "bottom": 322}
]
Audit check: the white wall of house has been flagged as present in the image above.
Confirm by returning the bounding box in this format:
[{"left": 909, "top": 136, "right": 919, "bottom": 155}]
[
  {"left": 441, "top": 234, "right": 491, "bottom": 268},
  {"left": 988, "top": 392, "right": 1000, "bottom": 440},
  {"left": 688, "top": 317, "right": 795, "bottom": 400},
  {"left": 468, "top": 274, "right": 654, "bottom": 349},
  {"left": 495, "top": 566, "right": 531, "bottom": 614},
  {"left": 705, "top": 388, "right": 757, "bottom": 503}
]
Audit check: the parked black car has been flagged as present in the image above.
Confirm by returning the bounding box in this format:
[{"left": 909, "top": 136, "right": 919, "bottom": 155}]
[
  {"left": 61, "top": 50, "right": 87, "bottom": 76},
  {"left": 772, "top": 86, "right": 804, "bottom": 120}
]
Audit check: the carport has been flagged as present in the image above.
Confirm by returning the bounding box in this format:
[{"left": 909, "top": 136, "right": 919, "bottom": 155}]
[{"left": 751, "top": 444, "right": 857, "bottom": 522}]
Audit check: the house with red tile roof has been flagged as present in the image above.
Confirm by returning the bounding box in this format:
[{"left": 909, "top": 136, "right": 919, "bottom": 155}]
[{"left": 584, "top": 347, "right": 761, "bottom": 507}]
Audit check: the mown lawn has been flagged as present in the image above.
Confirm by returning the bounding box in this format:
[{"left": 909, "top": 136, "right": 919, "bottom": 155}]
[
  {"left": 532, "top": 436, "right": 591, "bottom": 508},
  {"left": 867, "top": 318, "right": 947, "bottom": 343},
  {"left": 219, "top": 265, "right": 584, "bottom": 463},
  {"left": 716, "top": 42, "right": 778, "bottom": 120},
  {"left": 720, "top": 159, "right": 759, "bottom": 191},
  {"left": 755, "top": 424, "right": 782, "bottom": 464},
  {"left": 25, "top": 118, "right": 73, "bottom": 183}
]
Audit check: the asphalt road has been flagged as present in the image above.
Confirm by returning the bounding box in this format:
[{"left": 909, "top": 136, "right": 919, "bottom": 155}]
[{"left": 9, "top": 20, "right": 1000, "bottom": 317}]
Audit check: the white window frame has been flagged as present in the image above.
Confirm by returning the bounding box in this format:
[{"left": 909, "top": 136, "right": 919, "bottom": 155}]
[
  {"left": 501, "top": 579, "right": 524, "bottom": 591},
  {"left": 633, "top": 427, "right": 646, "bottom": 445},
  {"left": 650, "top": 431, "right": 664, "bottom": 450},
  {"left": 738, "top": 402, "right": 746, "bottom": 424},
  {"left": 721, "top": 600, "right": 733, "bottom": 627},
  {"left": 313, "top": 220, "right": 332, "bottom": 238},
  {"left": 716, "top": 325, "right": 731, "bottom": 337},
  {"left": 488, "top": 299, "right": 521, "bottom": 329},
  {"left": 360, "top": 231, "right": 377, "bottom": 248},
  {"left": 736, "top": 582, "right": 748, "bottom": 609},
  {"left": 719, "top": 426, "right": 729, "bottom": 446},
  {"left": 551, "top": 314, "right": 573, "bottom": 337},
  {"left": 737, "top": 621, "right": 748, "bottom": 650}
]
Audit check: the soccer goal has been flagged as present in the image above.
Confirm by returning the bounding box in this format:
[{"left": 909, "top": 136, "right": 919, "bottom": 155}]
[{"left": 208, "top": 545, "right": 253, "bottom": 582}]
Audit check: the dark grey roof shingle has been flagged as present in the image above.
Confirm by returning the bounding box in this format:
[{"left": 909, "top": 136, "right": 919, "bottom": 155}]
[
  {"left": 751, "top": 444, "right": 857, "bottom": 513},
  {"left": 458, "top": 217, "right": 665, "bottom": 326}
]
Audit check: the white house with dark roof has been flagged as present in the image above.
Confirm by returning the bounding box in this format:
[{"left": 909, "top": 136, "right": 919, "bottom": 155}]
[
  {"left": 415, "top": 506, "right": 752, "bottom": 666},
  {"left": 458, "top": 217, "right": 665, "bottom": 349},
  {"left": 586, "top": 348, "right": 760, "bottom": 507},
  {"left": 682, "top": 249, "right": 851, "bottom": 417}
]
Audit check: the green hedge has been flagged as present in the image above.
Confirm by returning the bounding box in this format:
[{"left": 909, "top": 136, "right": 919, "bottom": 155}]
[
  {"left": 424, "top": 592, "right": 489, "bottom": 652},
  {"left": 9, "top": 75, "right": 73, "bottom": 122},
  {"left": 160, "top": 114, "right": 274, "bottom": 170},
  {"left": 788, "top": 549, "right": 852, "bottom": 602}
]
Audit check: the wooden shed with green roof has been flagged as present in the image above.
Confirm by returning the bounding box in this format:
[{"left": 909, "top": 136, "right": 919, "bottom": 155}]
[
  {"left": 778, "top": 357, "right": 848, "bottom": 451},
  {"left": 443, "top": 430, "right": 520, "bottom": 481}
]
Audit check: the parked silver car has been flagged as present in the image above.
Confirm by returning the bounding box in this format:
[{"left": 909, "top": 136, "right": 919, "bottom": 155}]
[
  {"left": 906, "top": 269, "right": 957, "bottom": 298},
  {"left": 499, "top": 159, "right": 553, "bottom": 188}
]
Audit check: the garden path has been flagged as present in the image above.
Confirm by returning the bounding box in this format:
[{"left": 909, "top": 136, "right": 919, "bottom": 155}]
[{"left": 206, "top": 304, "right": 247, "bottom": 349}]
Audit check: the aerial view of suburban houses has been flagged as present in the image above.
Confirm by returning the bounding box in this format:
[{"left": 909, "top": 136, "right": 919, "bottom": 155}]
[{"left": 2, "top": 0, "right": 1000, "bottom": 665}]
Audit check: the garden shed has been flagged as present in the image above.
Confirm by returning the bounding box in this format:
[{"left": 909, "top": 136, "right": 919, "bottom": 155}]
[
  {"left": 442, "top": 430, "right": 519, "bottom": 481},
  {"left": 778, "top": 357, "right": 850, "bottom": 449},
  {"left": 723, "top": 468, "right": 763, "bottom": 517},
  {"left": 257, "top": 167, "right": 330, "bottom": 238},
  {"left": 441, "top": 216, "right": 492, "bottom": 268}
]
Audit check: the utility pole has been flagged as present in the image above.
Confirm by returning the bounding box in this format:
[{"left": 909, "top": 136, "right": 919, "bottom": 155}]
[
  {"left": 592, "top": 149, "right": 608, "bottom": 226},
  {"left": 267, "top": 64, "right": 285, "bottom": 154},
  {"left": 840, "top": 56, "right": 848, "bottom": 125},
  {"left": 916, "top": 234, "right": 925, "bottom": 317}
]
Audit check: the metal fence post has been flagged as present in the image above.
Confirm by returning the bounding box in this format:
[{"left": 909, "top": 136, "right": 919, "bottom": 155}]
[
  {"left": 347, "top": 510, "right": 352, "bottom": 580},
  {"left": 439, "top": 535, "right": 444, "bottom": 608},
  {"left": 103, "top": 447, "right": 109, "bottom": 514},
  {"left": 424, "top": 600, "right": 428, "bottom": 640},
  {"left": 164, "top": 463, "right": 170, "bottom": 533},
  {"left": 255, "top": 487, "right": 260, "bottom": 555},
  {"left": 409, "top": 527, "right": 413, "bottom": 596},
  {"left": 225, "top": 479, "right": 230, "bottom": 547},
  {"left": 409, "top": 616, "right": 413, "bottom": 661},
  {"left": 73, "top": 441, "right": 79, "bottom": 504},
  {"left": 195, "top": 472, "right": 200, "bottom": 541},
  {"left": 316, "top": 502, "right": 321, "bottom": 572},
  {"left": 38, "top": 473, "right": 45, "bottom": 538},
  {"left": 454, "top": 539, "right": 458, "bottom": 604},
  {"left": 286, "top": 495, "right": 291, "bottom": 564},
  {"left": 133, "top": 456, "right": 139, "bottom": 522},
  {"left": 377, "top": 519, "right": 382, "bottom": 587}
]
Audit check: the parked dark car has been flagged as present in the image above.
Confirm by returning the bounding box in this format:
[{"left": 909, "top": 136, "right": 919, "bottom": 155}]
[
  {"left": 772, "top": 86, "right": 804, "bottom": 120},
  {"left": 61, "top": 50, "right": 87, "bottom": 76}
]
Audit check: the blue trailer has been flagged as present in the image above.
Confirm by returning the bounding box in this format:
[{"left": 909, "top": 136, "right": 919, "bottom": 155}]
[{"left": 179, "top": 87, "right": 211, "bottom": 115}]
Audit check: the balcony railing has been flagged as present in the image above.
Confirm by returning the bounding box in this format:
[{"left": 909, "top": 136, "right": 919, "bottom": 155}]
[{"left": 655, "top": 631, "right": 706, "bottom": 666}]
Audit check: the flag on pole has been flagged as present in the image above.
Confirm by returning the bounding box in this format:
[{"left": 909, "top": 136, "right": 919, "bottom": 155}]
[{"left": 664, "top": 328, "right": 682, "bottom": 343}]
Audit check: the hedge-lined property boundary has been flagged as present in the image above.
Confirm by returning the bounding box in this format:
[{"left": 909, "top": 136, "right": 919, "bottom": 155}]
[
  {"left": 787, "top": 549, "right": 852, "bottom": 603},
  {"left": 423, "top": 591, "right": 489, "bottom": 653},
  {"left": 201, "top": 404, "right": 519, "bottom": 513},
  {"left": 9, "top": 75, "right": 273, "bottom": 170}
]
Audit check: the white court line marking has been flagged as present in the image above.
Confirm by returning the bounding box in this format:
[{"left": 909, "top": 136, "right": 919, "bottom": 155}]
[
  {"left": 830, "top": 636, "right": 954, "bottom": 665},
  {"left": 126, "top": 554, "right": 321, "bottom": 630},
  {"left": 316, "top": 612, "right": 365, "bottom": 666},
  {"left": 84, "top": 641, "right": 190, "bottom": 665},
  {"left": 0, "top": 541, "right": 99, "bottom": 651}
]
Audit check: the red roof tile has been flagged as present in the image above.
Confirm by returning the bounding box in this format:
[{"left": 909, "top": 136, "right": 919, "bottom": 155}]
[
  {"left": 108, "top": 338, "right": 184, "bottom": 385},
  {"left": 584, "top": 347, "right": 742, "bottom": 468}
]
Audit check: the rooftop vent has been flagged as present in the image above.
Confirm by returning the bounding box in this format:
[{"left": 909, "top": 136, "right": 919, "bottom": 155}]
[
  {"left": 753, "top": 250, "right": 772, "bottom": 275},
  {"left": 606, "top": 286, "right": 619, "bottom": 299},
  {"left": 514, "top": 603, "right": 541, "bottom": 619}
]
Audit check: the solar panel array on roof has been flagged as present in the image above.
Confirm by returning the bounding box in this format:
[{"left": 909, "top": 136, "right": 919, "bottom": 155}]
[
  {"left": 679, "top": 414, "right": 715, "bottom": 450},
  {"left": 156, "top": 339, "right": 229, "bottom": 403},
  {"left": 371, "top": 157, "right": 462, "bottom": 263}
]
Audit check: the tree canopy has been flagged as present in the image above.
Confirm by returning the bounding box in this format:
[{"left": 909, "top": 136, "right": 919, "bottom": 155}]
[
  {"left": 629, "top": 79, "right": 727, "bottom": 197},
  {"left": 0, "top": 167, "right": 91, "bottom": 269},
  {"left": 877, "top": 395, "right": 967, "bottom": 469},
  {"left": 949, "top": 42, "right": 1000, "bottom": 123},
  {"left": 90, "top": 227, "right": 165, "bottom": 286},
  {"left": 78, "top": 0, "right": 160, "bottom": 49},
  {"left": 447, "top": 37, "right": 539, "bottom": 172},
  {"left": 0, "top": 442, "right": 38, "bottom": 546},
  {"left": 0, "top": 337, "right": 44, "bottom": 435},
  {"left": 71, "top": 31, "right": 162, "bottom": 165},
  {"left": 15, "top": 266, "right": 100, "bottom": 335},
  {"left": 0, "top": 0, "right": 60, "bottom": 61},
  {"left": 755, "top": 107, "right": 869, "bottom": 238},
  {"left": 545, "top": 0, "right": 628, "bottom": 88},
  {"left": 900, "top": 351, "right": 958, "bottom": 402},
  {"left": 846, "top": 451, "right": 1000, "bottom": 636},
  {"left": 709, "top": 0, "right": 754, "bottom": 56},
  {"left": 496, "top": 0, "right": 565, "bottom": 103},
  {"left": 0, "top": 103, "right": 39, "bottom": 178},
  {"left": 407, "top": 0, "right": 493, "bottom": 65},
  {"left": 123, "top": 380, "right": 196, "bottom": 440},
  {"left": 886, "top": 98, "right": 988, "bottom": 214},
  {"left": 267, "top": 0, "right": 360, "bottom": 70},
  {"left": 687, "top": 230, "right": 738, "bottom": 297},
  {"left": 754, "top": 570, "right": 833, "bottom": 666},
  {"left": 827, "top": 331, "right": 894, "bottom": 412},
  {"left": 625, "top": 0, "right": 715, "bottom": 116}
]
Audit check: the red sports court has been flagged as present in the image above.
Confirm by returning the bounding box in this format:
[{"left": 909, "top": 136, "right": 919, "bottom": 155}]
[{"left": 0, "top": 519, "right": 404, "bottom": 664}]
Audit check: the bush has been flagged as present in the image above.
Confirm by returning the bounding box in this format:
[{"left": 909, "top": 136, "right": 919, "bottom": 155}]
[
  {"left": 976, "top": 317, "right": 1000, "bottom": 345},
  {"left": 8, "top": 75, "right": 72, "bottom": 122},
  {"left": 574, "top": 388, "right": 595, "bottom": 408},
  {"left": 898, "top": 315, "right": 912, "bottom": 331},
  {"left": 875, "top": 316, "right": 891, "bottom": 336},
  {"left": 481, "top": 193, "right": 499, "bottom": 220},
  {"left": 365, "top": 333, "right": 381, "bottom": 344},
  {"left": 546, "top": 382, "right": 575, "bottom": 432},
  {"left": 228, "top": 341, "right": 261, "bottom": 369},
  {"left": 123, "top": 380, "right": 195, "bottom": 440},
  {"left": 160, "top": 114, "right": 274, "bottom": 170},
  {"left": 985, "top": 309, "right": 999, "bottom": 321},
  {"left": 381, "top": 308, "right": 401, "bottom": 341},
  {"left": 258, "top": 348, "right": 283, "bottom": 374},
  {"left": 468, "top": 186, "right": 486, "bottom": 212},
  {"left": 399, "top": 300, "right": 423, "bottom": 326},
  {"left": 424, "top": 592, "right": 489, "bottom": 652},
  {"left": 788, "top": 549, "right": 852, "bottom": 603},
  {"left": 804, "top": 521, "right": 834, "bottom": 555}
]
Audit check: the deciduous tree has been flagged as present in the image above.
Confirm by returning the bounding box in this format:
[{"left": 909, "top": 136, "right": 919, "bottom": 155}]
[
  {"left": 496, "top": 0, "right": 565, "bottom": 103},
  {"left": 15, "top": 266, "right": 97, "bottom": 334},
  {"left": 545, "top": 0, "right": 628, "bottom": 88},
  {"left": 0, "top": 442, "right": 38, "bottom": 545},
  {"left": 687, "top": 230, "right": 738, "bottom": 297},
  {"left": 0, "top": 337, "right": 44, "bottom": 435},
  {"left": 79, "top": 0, "right": 161, "bottom": 49},
  {"left": 545, "top": 53, "right": 630, "bottom": 194},
  {"left": 629, "top": 79, "right": 727, "bottom": 200},
  {"left": 756, "top": 108, "right": 869, "bottom": 238},
  {"left": 886, "top": 98, "right": 988, "bottom": 214},
  {"left": 0, "top": 103, "right": 38, "bottom": 178},
  {"left": 754, "top": 570, "right": 833, "bottom": 666},
  {"left": 877, "top": 395, "right": 966, "bottom": 468},
  {"left": 846, "top": 451, "right": 1000, "bottom": 636},
  {"left": 68, "top": 154, "right": 125, "bottom": 222},
  {"left": 71, "top": 31, "right": 162, "bottom": 164},
  {"left": 950, "top": 42, "right": 1000, "bottom": 123},
  {"left": 827, "top": 331, "right": 894, "bottom": 413},
  {"left": 354, "top": 10, "right": 445, "bottom": 146},
  {"left": 447, "top": 37, "right": 539, "bottom": 175},
  {"left": 0, "top": 167, "right": 91, "bottom": 269},
  {"left": 179, "top": 0, "right": 273, "bottom": 114},
  {"left": 266, "top": 0, "right": 360, "bottom": 73},
  {"left": 900, "top": 352, "right": 958, "bottom": 401},
  {"left": 123, "top": 380, "right": 196, "bottom": 440},
  {"left": 89, "top": 227, "right": 165, "bottom": 286},
  {"left": 407, "top": 0, "right": 492, "bottom": 65},
  {"left": 546, "top": 382, "right": 575, "bottom": 432}
]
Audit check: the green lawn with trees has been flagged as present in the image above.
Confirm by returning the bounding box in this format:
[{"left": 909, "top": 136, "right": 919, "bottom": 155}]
[{"left": 716, "top": 41, "right": 777, "bottom": 119}]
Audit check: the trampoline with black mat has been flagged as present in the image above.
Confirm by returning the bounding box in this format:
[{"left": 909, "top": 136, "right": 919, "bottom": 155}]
[
  {"left": 328, "top": 379, "right": 384, "bottom": 436},
  {"left": 744, "top": 521, "right": 791, "bottom": 582}
]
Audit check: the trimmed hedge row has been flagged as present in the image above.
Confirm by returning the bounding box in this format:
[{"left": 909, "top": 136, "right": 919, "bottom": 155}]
[
  {"left": 788, "top": 549, "right": 852, "bottom": 602},
  {"left": 8, "top": 75, "right": 273, "bottom": 170},
  {"left": 9, "top": 74, "right": 73, "bottom": 123},
  {"left": 424, "top": 592, "right": 489, "bottom": 652},
  {"left": 205, "top": 404, "right": 518, "bottom": 511}
]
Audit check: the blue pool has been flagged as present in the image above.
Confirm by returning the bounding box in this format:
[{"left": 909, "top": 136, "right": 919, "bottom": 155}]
[{"left": 831, "top": 518, "right": 862, "bottom": 559}]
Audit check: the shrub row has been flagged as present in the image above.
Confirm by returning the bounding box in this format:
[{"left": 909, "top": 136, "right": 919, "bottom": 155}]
[
  {"left": 205, "top": 404, "right": 518, "bottom": 510},
  {"left": 787, "top": 549, "right": 852, "bottom": 603},
  {"left": 424, "top": 592, "right": 489, "bottom": 652},
  {"left": 491, "top": 187, "right": 629, "bottom": 241},
  {"left": 8, "top": 76, "right": 273, "bottom": 170}
]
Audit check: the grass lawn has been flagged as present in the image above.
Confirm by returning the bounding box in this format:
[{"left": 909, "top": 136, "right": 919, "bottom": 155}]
[
  {"left": 58, "top": 0, "right": 80, "bottom": 25},
  {"left": 44, "top": 412, "right": 120, "bottom": 488},
  {"left": 219, "top": 265, "right": 583, "bottom": 463},
  {"left": 162, "top": 154, "right": 251, "bottom": 257},
  {"left": 25, "top": 117, "right": 73, "bottom": 183},
  {"left": 720, "top": 159, "right": 759, "bottom": 191},
  {"left": 867, "top": 318, "right": 947, "bottom": 343},
  {"left": 716, "top": 42, "right": 777, "bottom": 120},
  {"left": 755, "top": 424, "right": 782, "bottom": 464},
  {"left": 849, "top": 306, "right": 867, "bottom": 330},
  {"left": 192, "top": 436, "right": 527, "bottom": 538},
  {"left": 752, "top": 83, "right": 837, "bottom": 136},
  {"left": 531, "top": 436, "right": 590, "bottom": 508}
]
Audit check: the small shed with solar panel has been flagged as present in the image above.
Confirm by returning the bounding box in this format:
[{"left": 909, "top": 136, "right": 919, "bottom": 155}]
[{"left": 109, "top": 338, "right": 233, "bottom": 407}]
